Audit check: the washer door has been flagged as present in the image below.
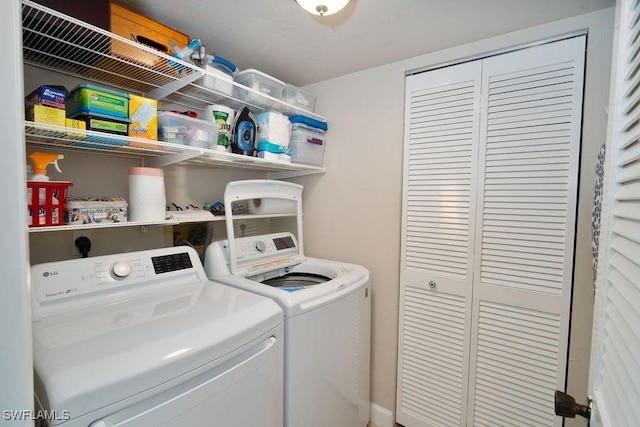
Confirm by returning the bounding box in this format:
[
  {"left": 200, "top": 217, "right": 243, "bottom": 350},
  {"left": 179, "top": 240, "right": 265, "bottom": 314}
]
[{"left": 262, "top": 273, "right": 331, "bottom": 289}]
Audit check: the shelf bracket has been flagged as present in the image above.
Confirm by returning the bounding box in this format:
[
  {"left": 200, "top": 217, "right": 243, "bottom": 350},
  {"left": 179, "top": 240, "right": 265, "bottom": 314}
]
[
  {"left": 267, "top": 169, "right": 326, "bottom": 180},
  {"left": 145, "top": 149, "right": 204, "bottom": 168},
  {"left": 144, "top": 70, "right": 205, "bottom": 100}
]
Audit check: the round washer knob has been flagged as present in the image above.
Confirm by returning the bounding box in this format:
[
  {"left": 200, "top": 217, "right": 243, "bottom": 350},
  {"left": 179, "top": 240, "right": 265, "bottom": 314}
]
[
  {"left": 112, "top": 262, "right": 132, "bottom": 278},
  {"left": 254, "top": 241, "right": 266, "bottom": 253}
]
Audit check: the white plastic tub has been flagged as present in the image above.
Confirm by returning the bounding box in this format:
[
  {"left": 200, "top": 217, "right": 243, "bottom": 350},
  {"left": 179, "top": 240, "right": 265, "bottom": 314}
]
[
  {"left": 158, "top": 111, "right": 219, "bottom": 149},
  {"left": 285, "top": 84, "right": 316, "bottom": 112},
  {"left": 289, "top": 125, "right": 325, "bottom": 166},
  {"left": 235, "top": 69, "right": 285, "bottom": 101}
]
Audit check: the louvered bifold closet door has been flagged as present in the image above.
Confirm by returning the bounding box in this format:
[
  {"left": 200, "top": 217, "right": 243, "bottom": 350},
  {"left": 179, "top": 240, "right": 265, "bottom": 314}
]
[
  {"left": 589, "top": 0, "right": 640, "bottom": 425},
  {"left": 468, "top": 36, "right": 585, "bottom": 426},
  {"left": 397, "top": 61, "right": 481, "bottom": 427}
]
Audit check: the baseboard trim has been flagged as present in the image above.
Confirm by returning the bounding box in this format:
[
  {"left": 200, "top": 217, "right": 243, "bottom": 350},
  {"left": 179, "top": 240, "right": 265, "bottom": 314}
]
[{"left": 370, "top": 403, "right": 394, "bottom": 427}]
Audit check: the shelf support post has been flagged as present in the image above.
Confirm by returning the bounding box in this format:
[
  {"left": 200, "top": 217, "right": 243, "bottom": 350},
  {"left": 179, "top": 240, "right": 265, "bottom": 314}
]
[
  {"left": 144, "top": 70, "right": 205, "bottom": 100},
  {"left": 267, "top": 169, "right": 326, "bottom": 180},
  {"left": 144, "top": 149, "right": 204, "bottom": 168}
]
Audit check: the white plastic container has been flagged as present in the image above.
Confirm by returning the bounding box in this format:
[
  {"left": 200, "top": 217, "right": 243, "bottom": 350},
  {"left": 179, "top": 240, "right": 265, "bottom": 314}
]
[
  {"left": 157, "top": 111, "right": 219, "bottom": 149},
  {"left": 285, "top": 84, "right": 317, "bottom": 112},
  {"left": 289, "top": 125, "right": 326, "bottom": 166},
  {"left": 128, "top": 167, "right": 166, "bottom": 222},
  {"left": 202, "top": 104, "right": 236, "bottom": 152},
  {"left": 235, "top": 69, "right": 285, "bottom": 100}
]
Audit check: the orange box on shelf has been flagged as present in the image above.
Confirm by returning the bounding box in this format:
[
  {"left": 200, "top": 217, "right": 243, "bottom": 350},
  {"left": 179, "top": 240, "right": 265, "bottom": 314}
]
[{"left": 109, "top": 1, "right": 189, "bottom": 67}]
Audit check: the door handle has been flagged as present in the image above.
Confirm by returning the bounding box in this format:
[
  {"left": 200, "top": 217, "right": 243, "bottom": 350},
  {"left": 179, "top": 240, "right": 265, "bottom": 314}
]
[{"left": 554, "top": 390, "right": 591, "bottom": 420}]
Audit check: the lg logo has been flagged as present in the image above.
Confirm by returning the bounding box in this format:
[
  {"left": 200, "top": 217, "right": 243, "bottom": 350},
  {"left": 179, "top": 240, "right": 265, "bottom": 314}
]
[{"left": 42, "top": 271, "right": 58, "bottom": 277}]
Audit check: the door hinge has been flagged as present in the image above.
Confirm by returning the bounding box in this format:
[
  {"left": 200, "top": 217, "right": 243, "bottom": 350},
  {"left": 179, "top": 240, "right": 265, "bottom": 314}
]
[{"left": 555, "top": 390, "right": 592, "bottom": 420}]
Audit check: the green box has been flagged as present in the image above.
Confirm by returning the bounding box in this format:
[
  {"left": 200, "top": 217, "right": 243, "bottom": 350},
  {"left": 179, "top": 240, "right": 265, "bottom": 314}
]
[
  {"left": 72, "top": 113, "right": 130, "bottom": 149},
  {"left": 66, "top": 83, "right": 130, "bottom": 119}
]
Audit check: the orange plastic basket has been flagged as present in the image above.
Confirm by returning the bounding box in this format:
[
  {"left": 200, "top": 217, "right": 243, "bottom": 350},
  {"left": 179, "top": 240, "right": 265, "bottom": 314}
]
[{"left": 27, "top": 181, "right": 73, "bottom": 227}]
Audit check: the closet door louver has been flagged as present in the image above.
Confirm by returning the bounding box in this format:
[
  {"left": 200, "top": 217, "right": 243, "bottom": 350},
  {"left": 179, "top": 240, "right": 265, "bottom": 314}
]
[
  {"left": 397, "top": 61, "right": 481, "bottom": 427},
  {"left": 589, "top": 0, "right": 640, "bottom": 425},
  {"left": 469, "top": 37, "right": 585, "bottom": 426}
]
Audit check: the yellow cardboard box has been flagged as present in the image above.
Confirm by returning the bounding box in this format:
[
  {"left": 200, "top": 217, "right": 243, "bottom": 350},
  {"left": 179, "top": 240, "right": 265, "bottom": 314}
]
[
  {"left": 65, "top": 118, "right": 86, "bottom": 138},
  {"left": 128, "top": 94, "right": 158, "bottom": 148},
  {"left": 25, "top": 104, "right": 65, "bottom": 127}
]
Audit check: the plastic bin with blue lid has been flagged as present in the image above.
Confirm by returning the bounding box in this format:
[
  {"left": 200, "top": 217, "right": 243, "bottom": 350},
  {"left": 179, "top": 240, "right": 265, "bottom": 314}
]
[
  {"left": 204, "top": 55, "right": 238, "bottom": 96},
  {"left": 289, "top": 115, "right": 328, "bottom": 167},
  {"left": 289, "top": 115, "right": 327, "bottom": 132}
]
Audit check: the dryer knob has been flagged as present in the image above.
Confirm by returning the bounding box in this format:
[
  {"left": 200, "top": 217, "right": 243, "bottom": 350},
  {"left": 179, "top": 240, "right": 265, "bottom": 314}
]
[
  {"left": 112, "top": 262, "right": 132, "bottom": 279},
  {"left": 254, "top": 241, "right": 266, "bottom": 253}
]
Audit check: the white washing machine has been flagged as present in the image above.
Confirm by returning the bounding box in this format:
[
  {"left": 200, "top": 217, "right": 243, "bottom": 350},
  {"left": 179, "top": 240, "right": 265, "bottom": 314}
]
[
  {"left": 30, "top": 246, "right": 284, "bottom": 427},
  {"left": 203, "top": 180, "right": 371, "bottom": 427}
]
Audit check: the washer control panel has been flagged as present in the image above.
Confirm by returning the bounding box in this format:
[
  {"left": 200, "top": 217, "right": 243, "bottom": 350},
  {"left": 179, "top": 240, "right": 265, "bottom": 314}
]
[
  {"left": 233, "top": 232, "right": 298, "bottom": 264},
  {"left": 31, "top": 248, "right": 200, "bottom": 310},
  {"left": 226, "top": 232, "right": 304, "bottom": 276}
]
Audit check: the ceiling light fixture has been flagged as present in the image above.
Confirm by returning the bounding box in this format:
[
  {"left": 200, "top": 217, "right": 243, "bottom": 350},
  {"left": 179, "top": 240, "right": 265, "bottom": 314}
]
[{"left": 295, "top": 0, "right": 350, "bottom": 16}]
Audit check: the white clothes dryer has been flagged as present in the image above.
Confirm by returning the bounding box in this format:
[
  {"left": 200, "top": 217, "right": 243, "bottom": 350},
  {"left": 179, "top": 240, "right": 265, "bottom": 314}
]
[
  {"left": 203, "top": 180, "right": 371, "bottom": 427},
  {"left": 30, "top": 246, "right": 284, "bottom": 427}
]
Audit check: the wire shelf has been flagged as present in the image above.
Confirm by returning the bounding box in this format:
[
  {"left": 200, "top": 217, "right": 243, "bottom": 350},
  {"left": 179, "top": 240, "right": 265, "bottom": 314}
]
[
  {"left": 21, "top": 2, "right": 326, "bottom": 175},
  {"left": 21, "top": 0, "right": 325, "bottom": 120},
  {"left": 25, "top": 122, "right": 326, "bottom": 174},
  {"left": 28, "top": 219, "right": 179, "bottom": 233}
]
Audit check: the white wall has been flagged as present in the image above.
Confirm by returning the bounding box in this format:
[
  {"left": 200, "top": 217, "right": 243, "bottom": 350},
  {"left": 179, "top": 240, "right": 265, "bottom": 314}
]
[{"left": 297, "top": 8, "right": 614, "bottom": 425}]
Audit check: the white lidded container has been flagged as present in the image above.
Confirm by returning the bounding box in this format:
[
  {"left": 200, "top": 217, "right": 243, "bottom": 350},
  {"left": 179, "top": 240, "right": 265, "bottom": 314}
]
[
  {"left": 235, "top": 69, "right": 286, "bottom": 101},
  {"left": 285, "top": 84, "right": 316, "bottom": 112},
  {"left": 289, "top": 115, "right": 328, "bottom": 167},
  {"left": 128, "top": 167, "right": 166, "bottom": 222}
]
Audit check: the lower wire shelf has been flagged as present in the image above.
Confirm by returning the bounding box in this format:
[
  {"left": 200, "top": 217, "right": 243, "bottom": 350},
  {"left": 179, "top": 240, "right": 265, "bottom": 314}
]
[
  {"left": 27, "top": 219, "right": 180, "bottom": 233},
  {"left": 24, "top": 122, "right": 326, "bottom": 176}
]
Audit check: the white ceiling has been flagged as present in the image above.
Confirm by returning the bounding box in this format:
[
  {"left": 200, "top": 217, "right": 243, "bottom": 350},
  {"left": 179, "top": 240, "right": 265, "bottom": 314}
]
[{"left": 117, "top": 0, "right": 615, "bottom": 87}]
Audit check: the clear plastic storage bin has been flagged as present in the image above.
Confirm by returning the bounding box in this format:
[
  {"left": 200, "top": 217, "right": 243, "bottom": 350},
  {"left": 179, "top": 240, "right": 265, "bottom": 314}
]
[
  {"left": 158, "top": 111, "right": 219, "bottom": 149},
  {"left": 290, "top": 125, "right": 326, "bottom": 166},
  {"left": 285, "top": 84, "right": 316, "bottom": 112},
  {"left": 234, "top": 69, "right": 285, "bottom": 101}
]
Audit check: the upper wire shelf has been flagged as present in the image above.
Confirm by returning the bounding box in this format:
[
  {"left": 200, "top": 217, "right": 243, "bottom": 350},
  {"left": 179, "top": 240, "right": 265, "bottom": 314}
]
[
  {"left": 21, "top": 1, "right": 326, "bottom": 176},
  {"left": 21, "top": 0, "right": 325, "bottom": 120}
]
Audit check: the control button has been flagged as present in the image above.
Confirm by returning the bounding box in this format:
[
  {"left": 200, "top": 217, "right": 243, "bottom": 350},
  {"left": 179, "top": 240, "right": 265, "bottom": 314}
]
[
  {"left": 254, "top": 241, "right": 266, "bottom": 253},
  {"left": 111, "top": 262, "right": 132, "bottom": 279},
  {"left": 133, "top": 265, "right": 145, "bottom": 278},
  {"left": 96, "top": 272, "right": 109, "bottom": 284}
]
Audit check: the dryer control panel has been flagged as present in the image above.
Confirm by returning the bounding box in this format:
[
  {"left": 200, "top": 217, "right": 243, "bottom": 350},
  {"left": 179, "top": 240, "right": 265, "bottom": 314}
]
[{"left": 30, "top": 247, "right": 205, "bottom": 320}]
